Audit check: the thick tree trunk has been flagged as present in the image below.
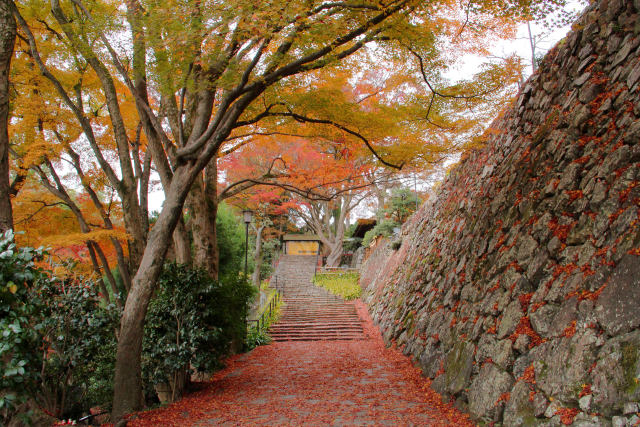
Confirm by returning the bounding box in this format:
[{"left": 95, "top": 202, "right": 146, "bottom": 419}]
[
  {"left": 0, "top": 0, "right": 15, "bottom": 233},
  {"left": 205, "top": 161, "right": 218, "bottom": 278},
  {"left": 187, "top": 181, "right": 217, "bottom": 278},
  {"left": 172, "top": 219, "right": 192, "bottom": 265},
  {"left": 187, "top": 160, "right": 218, "bottom": 278},
  {"left": 111, "top": 166, "right": 195, "bottom": 420},
  {"left": 325, "top": 241, "right": 343, "bottom": 267},
  {"left": 125, "top": 0, "right": 192, "bottom": 268}
]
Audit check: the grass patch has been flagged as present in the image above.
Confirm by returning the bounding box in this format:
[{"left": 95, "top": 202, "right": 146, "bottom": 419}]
[{"left": 313, "top": 272, "right": 361, "bottom": 300}]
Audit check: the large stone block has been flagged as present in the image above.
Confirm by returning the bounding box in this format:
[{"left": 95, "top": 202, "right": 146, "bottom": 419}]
[
  {"left": 535, "top": 330, "right": 598, "bottom": 403},
  {"left": 592, "top": 330, "right": 640, "bottom": 415},
  {"left": 468, "top": 363, "right": 514, "bottom": 421},
  {"left": 503, "top": 381, "right": 537, "bottom": 426},
  {"left": 443, "top": 340, "right": 475, "bottom": 394},
  {"left": 595, "top": 254, "right": 640, "bottom": 336}
]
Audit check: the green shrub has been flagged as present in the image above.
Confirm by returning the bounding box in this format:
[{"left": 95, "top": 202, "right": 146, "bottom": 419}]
[
  {"left": 362, "top": 188, "right": 420, "bottom": 248},
  {"left": 246, "top": 292, "right": 281, "bottom": 350},
  {"left": 143, "top": 263, "right": 256, "bottom": 396},
  {"left": 0, "top": 230, "right": 48, "bottom": 415},
  {"left": 0, "top": 231, "right": 119, "bottom": 422},
  {"left": 36, "top": 276, "right": 119, "bottom": 418},
  {"left": 245, "top": 327, "right": 272, "bottom": 349},
  {"left": 313, "top": 272, "right": 361, "bottom": 300},
  {"left": 362, "top": 220, "right": 397, "bottom": 247},
  {"left": 257, "top": 238, "right": 279, "bottom": 281},
  {"left": 385, "top": 187, "right": 420, "bottom": 224}
]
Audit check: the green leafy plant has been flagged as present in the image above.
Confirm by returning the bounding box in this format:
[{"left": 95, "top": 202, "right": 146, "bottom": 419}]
[
  {"left": 245, "top": 328, "right": 272, "bottom": 349},
  {"left": 36, "top": 276, "right": 119, "bottom": 418},
  {"left": 384, "top": 188, "right": 420, "bottom": 224},
  {"left": 362, "top": 188, "right": 420, "bottom": 247},
  {"left": 143, "top": 263, "right": 256, "bottom": 401},
  {"left": 246, "top": 292, "right": 281, "bottom": 350},
  {"left": 313, "top": 272, "right": 361, "bottom": 300},
  {"left": 362, "top": 220, "right": 397, "bottom": 247},
  {"left": 0, "top": 231, "right": 119, "bottom": 422},
  {"left": 0, "top": 230, "right": 46, "bottom": 416}
]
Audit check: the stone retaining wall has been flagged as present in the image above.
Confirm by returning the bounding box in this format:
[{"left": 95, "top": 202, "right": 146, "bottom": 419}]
[{"left": 362, "top": 0, "right": 640, "bottom": 424}]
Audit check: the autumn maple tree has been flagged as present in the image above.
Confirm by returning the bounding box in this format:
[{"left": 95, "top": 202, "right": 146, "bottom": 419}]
[
  {"left": 220, "top": 135, "right": 381, "bottom": 267},
  {"left": 4, "top": 0, "right": 571, "bottom": 419}
]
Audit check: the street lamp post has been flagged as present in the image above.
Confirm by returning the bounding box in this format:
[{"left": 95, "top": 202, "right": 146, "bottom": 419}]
[{"left": 242, "top": 210, "right": 253, "bottom": 279}]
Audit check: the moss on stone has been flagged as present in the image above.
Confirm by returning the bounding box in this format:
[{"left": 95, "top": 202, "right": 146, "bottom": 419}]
[
  {"left": 426, "top": 253, "right": 441, "bottom": 267},
  {"left": 622, "top": 342, "right": 639, "bottom": 394},
  {"left": 404, "top": 311, "right": 416, "bottom": 336},
  {"left": 532, "top": 108, "right": 560, "bottom": 145},
  {"left": 538, "top": 360, "right": 549, "bottom": 380},
  {"left": 445, "top": 340, "right": 473, "bottom": 392}
]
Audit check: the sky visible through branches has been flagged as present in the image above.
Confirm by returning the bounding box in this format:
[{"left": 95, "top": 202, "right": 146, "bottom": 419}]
[{"left": 141, "top": 1, "right": 587, "bottom": 217}]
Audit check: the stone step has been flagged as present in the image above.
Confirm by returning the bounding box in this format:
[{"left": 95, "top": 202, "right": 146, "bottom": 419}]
[
  {"left": 269, "top": 330, "right": 364, "bottom": 338},
  {"left": 278, "top": 312, "right": 359, "bottom": 316},
  {"left": 279, "top": 315, "right": 358, "bottom": 319},
  {"left": 279, "top": 314, "right": 359, "bottom": 319},
  {"left": 271, "top": 335, "right": 364, "bottom": 341},
  {"left": 282, "top": 301, "right": 347, "bottom": 304},
  {"left": 279, "top": 313, "right": 358, "bottom": 317},
  {"left": 270, "top": 331, "right": 365, "bottom": 336},
  {"left": 267, "top": 254, "right": 364, "bottom": 343},
  {"left": 271, "top": 324, "right": 363, "bottom": 330},
  {"left": 280, "top": 309, "right": 357, "bottom": 314},
  {"left": 271, "top": 331, "right": 363, "bottom": 336}
]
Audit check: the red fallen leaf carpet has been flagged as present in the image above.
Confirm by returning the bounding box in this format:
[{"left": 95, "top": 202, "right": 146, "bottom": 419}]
[{"left": 125, "top": 301, "right": 475, "bottom": 426}]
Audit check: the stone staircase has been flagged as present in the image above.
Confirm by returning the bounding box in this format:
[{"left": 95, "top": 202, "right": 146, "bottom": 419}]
[{"left": 269, "top": 255, "right": 365, "bottom": 341}]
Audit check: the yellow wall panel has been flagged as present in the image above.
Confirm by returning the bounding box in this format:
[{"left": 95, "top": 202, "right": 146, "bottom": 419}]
[{"left": 287, "top": 241, "right": 319, "bottom": 255}]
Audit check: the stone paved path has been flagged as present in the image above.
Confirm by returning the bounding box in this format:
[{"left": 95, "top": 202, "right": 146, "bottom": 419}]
[{"left": 128, "top": 301, "right": 474, "bottom": 426}]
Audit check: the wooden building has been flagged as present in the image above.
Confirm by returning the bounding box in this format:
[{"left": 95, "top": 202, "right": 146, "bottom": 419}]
[{"left": 283, "top": 234, "right": 321, "bottom": 256}]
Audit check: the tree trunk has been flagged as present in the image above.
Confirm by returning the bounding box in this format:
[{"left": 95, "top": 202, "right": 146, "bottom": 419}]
[
  {"left": 205, "top": 161, "right": 218, "bottom": 278},
  {"left": 93, "top": 241, "right": 124, "bottom": 307},
  {"left": 0, "top": 0, "right": 15, "bottom": 233},
  {"left": 87, "top": 241, "right": 111, "bottom": 305},
  {"left": 186, "top": 160, "right": 218, "bottom": 278},
  {"left": 172, "top": 218, "right": 192, "bottom": 265},
  {"left": 325, "top": 240, "right": 343, "bottom": 267},
  {"left": 111, "top": 237, "right": 132, "bottom": 292},
  {"left": 111, "top": 166, "right": 195, "bottom": 420},
  {"left": 122, "top": 190, "right": 148, "bottom": 274},
  {"left": 252, "top": 225, "right": 264, "bottom": 288},
  {"left": 187, "top": 180, "right": 217, "bottom": 278}
]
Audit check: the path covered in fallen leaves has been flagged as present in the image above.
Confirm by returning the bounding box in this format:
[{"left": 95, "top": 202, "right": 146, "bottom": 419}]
[{"left": 127, "top": 301, "right": 475, "bottom": 426}]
